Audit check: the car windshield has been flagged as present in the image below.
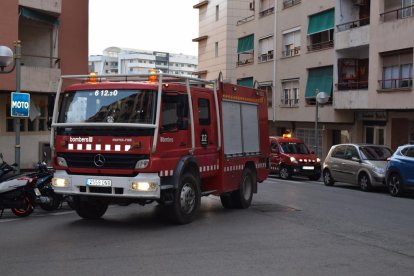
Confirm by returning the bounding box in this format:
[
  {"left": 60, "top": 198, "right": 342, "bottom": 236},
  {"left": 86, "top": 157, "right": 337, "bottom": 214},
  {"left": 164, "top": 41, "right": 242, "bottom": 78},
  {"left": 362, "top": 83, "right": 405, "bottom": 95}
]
[
  {"left": 279, "top": 142, "right": 310, "bottom": 154},
  {"left": 359, "top": 146, "right": 392, "bottom": 161},
  {"left": 58, "top": 89, "right": 157, "bottom": 124}
]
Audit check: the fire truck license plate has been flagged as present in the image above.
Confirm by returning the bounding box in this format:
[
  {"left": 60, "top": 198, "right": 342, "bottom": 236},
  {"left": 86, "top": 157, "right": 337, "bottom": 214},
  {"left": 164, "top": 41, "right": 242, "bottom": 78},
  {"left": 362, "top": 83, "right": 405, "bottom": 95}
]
[
  {"left": 303, "top": 166, "right": 314, "bottom": 170},
  {"left": 86, "top": 179, "right": 112, "bottom": 187}
]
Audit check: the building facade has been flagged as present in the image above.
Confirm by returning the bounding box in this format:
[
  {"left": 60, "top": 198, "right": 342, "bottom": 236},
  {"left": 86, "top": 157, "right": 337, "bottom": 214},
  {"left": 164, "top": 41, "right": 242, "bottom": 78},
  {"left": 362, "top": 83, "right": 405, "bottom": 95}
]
[
  {"left": 194, "top": 0, "right": 414, "bottom": 159},
  {"left": 0, "top": 0, "right": 89, "bottom": 168},
  {"left": 89, "top": 47, "right": 198, "bottom": 77}
]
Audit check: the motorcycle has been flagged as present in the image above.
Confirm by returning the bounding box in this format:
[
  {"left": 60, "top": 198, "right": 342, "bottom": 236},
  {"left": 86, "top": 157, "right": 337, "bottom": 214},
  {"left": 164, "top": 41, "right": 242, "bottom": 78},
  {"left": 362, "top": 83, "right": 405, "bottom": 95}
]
[
  {"left": 0, "top": 153, "right": 18, "bottom": 182},
  {"left": 0, "top": 154, "right": 52, "bottom": 218}
]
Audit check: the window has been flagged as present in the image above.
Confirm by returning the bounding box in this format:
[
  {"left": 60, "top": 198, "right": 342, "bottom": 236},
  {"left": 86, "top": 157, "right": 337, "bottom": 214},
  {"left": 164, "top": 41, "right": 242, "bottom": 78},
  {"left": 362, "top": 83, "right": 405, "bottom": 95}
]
[
  {"left": 161, "top": 94, "right": 188, "bottom": 132},
  {"left": 307, "top": 9, "right": 334, "bottom": 52},
  {"left": 237, "top": 34, "right": 254, "bottom": 66},
  {"left": 198, "top": 98, "right": 210, "bottom": 125},
  {"left": 381, "top": 50, "right": 413, "bottom": 89},
  {"left": 283, "top": 0, "right": 301, "bottom": 9},
  {"left": 281, "top": 79, "right": 299, "bottom": 107},
  {"left": 259, "top": 0, "right": 275, "bottom": 17},
  {"left": 258, "top": 36, "right": 274, "bottom": 62},
  {"left": 305, "top": 66, "right": 333, "bottom": 105},
  {"left": 331, "top": 145, "right": 347, "bottom": 159},
  {"left": 237, "top": 77, "right": 254, "bottom": 88},
  {"left": 364, "top": 126, "right": 385, "bottom": 145},
  {"left": 216, "top": 5, "right": 219, "bottom": 21},
  {"left": 258, "top": 82, "right": 273, "bottom": 107},
  {"left": 401, "top": 0, "right": 414, "bottom": 18},
  {"left": 215, "top": 42, "right": 219, "bottom": 58},
  {"left": 6, "top": 97, "right": 48, "bottom": 132},
  {"left": 282, "top": 28, "right": 301, "bottom": 57},
  {"left": 337, "top": 59, "right": 369, "bottom": 90}
]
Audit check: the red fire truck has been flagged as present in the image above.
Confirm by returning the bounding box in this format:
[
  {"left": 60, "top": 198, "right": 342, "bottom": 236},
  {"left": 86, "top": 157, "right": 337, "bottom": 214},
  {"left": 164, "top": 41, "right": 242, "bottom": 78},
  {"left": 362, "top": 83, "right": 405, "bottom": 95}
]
[{"left": 50, "top": 73, "right": 269, "bottom": 224}]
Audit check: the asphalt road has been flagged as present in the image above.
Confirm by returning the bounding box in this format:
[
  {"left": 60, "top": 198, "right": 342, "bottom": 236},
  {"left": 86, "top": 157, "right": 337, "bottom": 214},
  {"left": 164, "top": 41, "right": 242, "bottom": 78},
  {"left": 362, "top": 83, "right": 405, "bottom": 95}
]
[{"left": 1, "top": 176, "right": 414, "bottom": 276}]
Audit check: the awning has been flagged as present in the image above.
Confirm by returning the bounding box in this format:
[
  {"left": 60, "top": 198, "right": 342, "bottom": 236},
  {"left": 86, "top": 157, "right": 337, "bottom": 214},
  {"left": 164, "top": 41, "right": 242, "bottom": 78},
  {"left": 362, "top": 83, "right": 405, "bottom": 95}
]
[
  {"left": 307, "top": 9, "right": 334, "bottom": 35},
  {"left": 237, "top": 34, "right": 254, "bottom": 53},
  {"left": 305, "top": 66, "right": 333, "bottom": 98},
  {"left": 20, "top": 6, "right": 59, "bottom": 26},
  {"left": 237, "top": 77, "right": 254, "bottom": 88}
]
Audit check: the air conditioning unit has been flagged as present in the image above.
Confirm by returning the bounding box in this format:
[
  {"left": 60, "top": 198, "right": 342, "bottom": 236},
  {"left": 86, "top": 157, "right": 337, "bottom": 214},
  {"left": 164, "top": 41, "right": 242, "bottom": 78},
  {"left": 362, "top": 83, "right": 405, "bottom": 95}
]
[{"left": 249, "top": 1, "right": 255, "bottom": 11}]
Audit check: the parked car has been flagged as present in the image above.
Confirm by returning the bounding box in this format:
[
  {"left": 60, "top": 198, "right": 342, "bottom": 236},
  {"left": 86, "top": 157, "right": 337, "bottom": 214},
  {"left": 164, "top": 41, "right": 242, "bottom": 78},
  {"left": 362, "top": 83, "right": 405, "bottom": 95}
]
[
  {"left": 269, "top": 135, "right": 321, "bottom": 180},
  {"left": 385, "top": 144, "right": 414, "bottom": 197},
  {"left": 323, "top": 144, "right": 393, "bottom": 191}
]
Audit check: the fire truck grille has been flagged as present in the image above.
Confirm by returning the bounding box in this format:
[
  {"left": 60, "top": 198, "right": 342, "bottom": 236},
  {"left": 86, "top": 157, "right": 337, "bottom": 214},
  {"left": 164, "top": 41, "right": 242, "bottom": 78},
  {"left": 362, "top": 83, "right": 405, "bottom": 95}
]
[{"left": 58, "top": 153, "right": 149, "bottom": 169}]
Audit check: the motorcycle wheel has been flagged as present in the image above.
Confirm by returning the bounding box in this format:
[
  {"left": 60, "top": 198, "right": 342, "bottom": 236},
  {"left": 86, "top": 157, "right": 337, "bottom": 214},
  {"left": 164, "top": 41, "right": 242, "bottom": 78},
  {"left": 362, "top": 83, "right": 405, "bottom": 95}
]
[
  {"left": 11, "top": 196, "right": 34, "bottom": 217},
  {"left": 39, "top": 193, "right": 62, "bottom": 211}
]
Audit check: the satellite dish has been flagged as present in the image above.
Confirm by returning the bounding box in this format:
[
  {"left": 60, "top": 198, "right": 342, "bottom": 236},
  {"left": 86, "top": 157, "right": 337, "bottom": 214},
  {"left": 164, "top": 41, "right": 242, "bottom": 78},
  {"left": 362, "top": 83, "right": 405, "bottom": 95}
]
[
  {"left": 316, "top": 91, "right": 330, "bottom": 104},
  {"left": 0, "top": 46, "right": 14, "bottom": 67}
]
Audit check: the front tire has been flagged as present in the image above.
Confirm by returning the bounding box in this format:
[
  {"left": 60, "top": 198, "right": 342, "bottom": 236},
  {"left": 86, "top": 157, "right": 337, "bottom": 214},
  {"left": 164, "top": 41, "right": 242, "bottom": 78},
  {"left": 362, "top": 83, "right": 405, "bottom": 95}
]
[
  {"left": 279, "top": 165, "right": 291, "bottom": 180},
  {"left": 359, "top": 173, "right": 372, "bottom": 192},
  {"left": 74, "top": 197, "right": 108, "bottom": 219},
  {"left": 39, "top": 192, "right": 62, "bottom": 211},
  {"left": 323, "top": 169, "right": 335, "bottom": 186},
  {"left": 169, "top": 173, "right": 200, "bottom": 224},
  {"left": 387, "top": 173, "right": 404, "bottom": 197}
]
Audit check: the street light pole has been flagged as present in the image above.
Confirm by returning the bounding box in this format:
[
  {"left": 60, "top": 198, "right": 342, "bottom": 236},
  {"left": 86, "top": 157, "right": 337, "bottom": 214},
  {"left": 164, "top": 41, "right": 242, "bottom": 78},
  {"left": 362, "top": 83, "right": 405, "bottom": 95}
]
[
  {"left": 14, "top": 41, "right": 22, "bottom": 174},
  {"left": 314, "top": 89, "right": 319, "bottom": 155}
]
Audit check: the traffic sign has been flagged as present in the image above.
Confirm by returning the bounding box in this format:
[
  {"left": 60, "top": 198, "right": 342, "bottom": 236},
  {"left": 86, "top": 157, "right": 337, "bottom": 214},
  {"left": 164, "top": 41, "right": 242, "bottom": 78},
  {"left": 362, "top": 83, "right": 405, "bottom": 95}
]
[{"left": 11, "top": 92, "right": 30, "bottom": 117}]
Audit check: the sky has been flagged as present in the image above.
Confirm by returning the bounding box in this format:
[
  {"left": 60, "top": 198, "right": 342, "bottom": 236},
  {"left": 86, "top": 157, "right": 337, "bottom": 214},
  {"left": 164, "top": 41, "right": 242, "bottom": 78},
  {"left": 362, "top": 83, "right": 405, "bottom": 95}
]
[{"left": 88, "top": 0, "right": 199, "bottom": 56}]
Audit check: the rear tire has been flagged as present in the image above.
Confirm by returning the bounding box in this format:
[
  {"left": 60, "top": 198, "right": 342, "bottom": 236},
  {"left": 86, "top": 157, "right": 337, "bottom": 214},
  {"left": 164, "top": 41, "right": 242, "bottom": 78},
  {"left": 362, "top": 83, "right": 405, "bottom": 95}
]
[
  {"left": 387, "top": 173, "right": 404, "bottom": 197},
  {"left": 169, "top": 173, "right": 200, "bottom": 224},
  {"left": 323, "top": 169, "right": 335, "bottom": 186},
  {"left": 74, "top": 197, "right": 108, "bottom": 219},
  {"left": 11, "top": 196, "right": 34, "bottom": 217},
  {"left": 231, "top": 168, "right": 255, "bottom": 209}
]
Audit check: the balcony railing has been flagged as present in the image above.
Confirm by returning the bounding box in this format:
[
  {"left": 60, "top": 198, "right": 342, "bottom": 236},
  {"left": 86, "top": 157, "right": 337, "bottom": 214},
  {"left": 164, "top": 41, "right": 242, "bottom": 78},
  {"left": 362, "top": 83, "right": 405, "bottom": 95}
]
[
  {"left": 282, "top": 47, "right": 300, "bottom": 58},
  {"left": 336, "top": 80, "right": 368, "bottom": 90},
  {"left": 307, "top": 40, "right": 334, "bottom": 52},
  {"left": 259, "top": 7, "right": 274, "bottom": 18},
  {"left": 283, "top": 0, "right": 301, "bottom": 9},
  {"left": 237, "top": 52, "right": 254, "bottom": 66},
  {"left": 258, "top": 51, "right": 274, "bottom": 63},
  {"left": 21, "top": 54, "right": 60, "bottom": 68},
  {"left": 337, "top": 17, "right": 370, "bottom": 32},
  {"left": 237, "top": 15, "right": 255, "bottom": 26},
  {"left": 378, "top": 78, "right": 413, "bottom": 90},
  {"left": 280, "top": 98, "right": 299, "bottom": 107},
  {"left": 380, "top": 5, "right": 414, "bottom": 22}
]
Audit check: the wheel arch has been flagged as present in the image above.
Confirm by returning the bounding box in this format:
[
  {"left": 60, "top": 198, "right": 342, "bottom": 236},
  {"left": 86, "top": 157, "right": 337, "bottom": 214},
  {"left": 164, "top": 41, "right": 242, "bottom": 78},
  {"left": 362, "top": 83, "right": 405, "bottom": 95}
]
[{"left": 171, "top": 156, "right": 200, "bottom": 189}]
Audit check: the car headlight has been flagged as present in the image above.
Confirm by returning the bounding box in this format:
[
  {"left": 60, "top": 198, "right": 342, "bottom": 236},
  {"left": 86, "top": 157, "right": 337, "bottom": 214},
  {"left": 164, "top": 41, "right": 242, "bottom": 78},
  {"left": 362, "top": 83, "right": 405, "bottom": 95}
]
[
  {"left": 290, "top": 156, "right": 298, "bottom": 164},
  {"left": 373, "top": 166, "right": 385, "bottom": 175},
  {"left": 57, "top": 157, "right": 68, "bottom": 167},
  {"left": 131, "top": 181, "right": 157, "bottom": 191},
  {"left": 316, "top": 158, "right": 321, "bottom": 163},
  {"left": 135, "top": 159, "right": 149, "bottom": 169}
]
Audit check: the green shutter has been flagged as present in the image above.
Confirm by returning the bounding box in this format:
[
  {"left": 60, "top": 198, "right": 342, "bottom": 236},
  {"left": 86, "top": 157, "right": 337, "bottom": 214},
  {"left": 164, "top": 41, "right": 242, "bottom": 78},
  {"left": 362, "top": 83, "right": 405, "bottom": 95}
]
[
  {"left": 305, "top": 66, "right": 333, "bottom": 98},
  {"left": 237, "top": 77, "right": 254, "bottom": 88},
  {"left": 237, "top": 35, "right": 254, "bottom": 53},
  {"left": 20, "top": 7, "right": 60, "bottom": 26},
  {"left": 307, "top": 9, "right": 334, "bottom": 35}
]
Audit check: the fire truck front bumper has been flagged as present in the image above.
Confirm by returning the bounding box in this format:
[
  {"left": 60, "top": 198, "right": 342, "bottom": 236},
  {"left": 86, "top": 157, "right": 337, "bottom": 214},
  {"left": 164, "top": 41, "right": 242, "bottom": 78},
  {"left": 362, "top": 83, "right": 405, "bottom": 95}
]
[{"left": 52, "top": 170, "right": 161, "bottom": 199}]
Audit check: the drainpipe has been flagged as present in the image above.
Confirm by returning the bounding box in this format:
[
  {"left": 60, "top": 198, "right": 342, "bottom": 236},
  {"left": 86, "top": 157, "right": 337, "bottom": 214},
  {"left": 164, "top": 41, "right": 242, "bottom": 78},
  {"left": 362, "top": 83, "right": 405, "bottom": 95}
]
[{"left": 272, "top": 0, "right": 277, "bottom": 122}]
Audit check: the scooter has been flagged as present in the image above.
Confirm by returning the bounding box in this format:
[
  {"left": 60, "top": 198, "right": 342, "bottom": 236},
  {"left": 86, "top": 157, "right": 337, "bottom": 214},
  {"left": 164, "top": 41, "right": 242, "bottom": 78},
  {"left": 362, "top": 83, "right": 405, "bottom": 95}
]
[
  {"left": 0, "top": 153, "right": 18, "bottom": 182},
  {"left": 0, "top": 155, "right": 51, "bottom": 218}
]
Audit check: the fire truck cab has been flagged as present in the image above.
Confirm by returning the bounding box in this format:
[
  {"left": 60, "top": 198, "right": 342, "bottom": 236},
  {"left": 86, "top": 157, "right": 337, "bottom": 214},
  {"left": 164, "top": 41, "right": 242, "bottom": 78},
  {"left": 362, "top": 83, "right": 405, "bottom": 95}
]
[
  {"left": 269, "top": 135, "right": 321, "bottom": 181},
  {"left": 50, "top": 73, "right": 269, "bottom": 224}
]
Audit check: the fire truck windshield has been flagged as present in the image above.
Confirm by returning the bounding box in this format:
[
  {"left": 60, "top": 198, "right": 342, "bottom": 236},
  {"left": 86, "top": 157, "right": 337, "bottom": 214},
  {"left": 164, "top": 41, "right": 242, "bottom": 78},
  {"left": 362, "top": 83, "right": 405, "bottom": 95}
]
[{"left": 58, "top": 89, "right": 157, "bottom": 124}]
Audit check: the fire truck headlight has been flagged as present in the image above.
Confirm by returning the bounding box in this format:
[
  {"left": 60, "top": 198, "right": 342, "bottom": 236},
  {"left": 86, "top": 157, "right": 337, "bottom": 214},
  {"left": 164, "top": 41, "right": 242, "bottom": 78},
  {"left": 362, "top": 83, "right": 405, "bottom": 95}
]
[
  {"left": 131, "top": 181, "right": 157, "bottom": 191},
  {"left": 290, "top": 156, "right": 298, "bottom": 164},
  {"left": 135, "top": 159, "right": 149, "bottom": 169},
  {"left": 316, "top": 158, "right": 321, "bottom": 163},
  {"left": 57, "top": 157, "right": 68, "bottom": 167},
  {"left": 52, "top": 178, "right": 69, "bottom": 188}
]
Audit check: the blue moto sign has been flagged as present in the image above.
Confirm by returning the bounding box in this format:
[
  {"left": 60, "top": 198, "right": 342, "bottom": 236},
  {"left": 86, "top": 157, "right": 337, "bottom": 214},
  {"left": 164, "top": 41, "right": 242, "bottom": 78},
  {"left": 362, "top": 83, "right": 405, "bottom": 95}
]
[{"left": 11, "top": 92, "right": 30, "bottom": 117}]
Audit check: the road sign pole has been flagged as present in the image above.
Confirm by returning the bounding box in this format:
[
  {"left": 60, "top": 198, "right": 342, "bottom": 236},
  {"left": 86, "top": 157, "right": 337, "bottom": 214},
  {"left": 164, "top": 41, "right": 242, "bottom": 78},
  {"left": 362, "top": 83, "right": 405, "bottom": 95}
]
[{"left": 14, "top": 41, "right": 21, "bottom": 174}]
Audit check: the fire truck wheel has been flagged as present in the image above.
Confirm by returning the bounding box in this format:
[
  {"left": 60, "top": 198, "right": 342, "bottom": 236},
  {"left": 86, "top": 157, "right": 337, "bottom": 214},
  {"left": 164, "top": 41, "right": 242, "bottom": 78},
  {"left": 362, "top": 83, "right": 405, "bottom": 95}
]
[
  {"left": 279, "top": 165, "right": 291, "bottom": 180},
  {"left": 169, "top": 173, "right": 201, "bottom": 224},
  {"left": 232, "top": 168, "right": 255, "bottom": 209},
  {"left": 74, "top": 197, "right": 108, "bottom": 219}
]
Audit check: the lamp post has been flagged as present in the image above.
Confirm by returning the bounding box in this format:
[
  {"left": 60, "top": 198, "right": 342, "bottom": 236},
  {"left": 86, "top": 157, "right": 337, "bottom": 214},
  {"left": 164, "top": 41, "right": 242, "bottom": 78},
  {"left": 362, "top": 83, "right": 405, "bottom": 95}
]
[
  {"left": 314, "top": 90, "right": 329, "bottom": 157},
  {"left": 0, "top": 41, "right": 22, "bottom": 174}
]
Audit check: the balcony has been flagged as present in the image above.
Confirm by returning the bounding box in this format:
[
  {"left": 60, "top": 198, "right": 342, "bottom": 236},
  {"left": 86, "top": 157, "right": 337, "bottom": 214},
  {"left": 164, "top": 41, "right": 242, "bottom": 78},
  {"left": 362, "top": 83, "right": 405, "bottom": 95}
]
[
  {"left": 237, "top": 52, "right": 254, "bottom": 66},
  {"left": 259, "top": 7, "right": 274, "bottom": 18},
  {"left": 258, "top": 51, "right": 274, "bottom": 63},
  {"left": 333, "top": 89, "right": 369, "bottom": 109},
  {"left": 335, "top": 24, "right": 369, "bottom": 50},
  {"left": 337, "top": 17, "right": 370, "bottom": 32},
  {"left": 21, "top": 55, "right": 61, "bottom": 93},
  {"left": 378, "top": 78, "right": 413, "bottom": 91},
  {"left": 19, "top": 0, "right": 61, "bottom": 14},
  {"left": 282, "top": 47, "right": 300, "bottom": 58},
  {"left": 237, "top": 15, "right": 255, "bottom": 26},
  {"left": 307, "top": 40, "right": 334, "bottom": 52},
  {"left": 381, "top": 5, "right": 414, "bottom": 22},
  {"left": 280, "top": 98, "right": 299, "bottom": 108},
  {"left": 283, "top": 0, "right": 301, "bottom": 9}
]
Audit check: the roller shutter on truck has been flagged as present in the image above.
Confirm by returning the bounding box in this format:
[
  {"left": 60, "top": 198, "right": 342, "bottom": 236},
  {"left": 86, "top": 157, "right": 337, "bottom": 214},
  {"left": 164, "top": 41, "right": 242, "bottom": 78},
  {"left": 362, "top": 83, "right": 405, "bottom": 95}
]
[{"left": 222, "top": 101, "right": 260, "bottom": 156}]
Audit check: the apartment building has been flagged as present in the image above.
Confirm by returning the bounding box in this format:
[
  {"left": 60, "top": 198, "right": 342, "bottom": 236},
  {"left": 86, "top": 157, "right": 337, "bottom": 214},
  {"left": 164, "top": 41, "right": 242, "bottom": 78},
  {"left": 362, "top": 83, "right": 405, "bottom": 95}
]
[
  {"left": 89, "top": 47, "right": 198, "bottom": 77},
  {"left": 0, "top": 0, "right": 88, "bottom": 168},
  {"left": 194, "top": 0, "right": 414, "bottom": 158}
]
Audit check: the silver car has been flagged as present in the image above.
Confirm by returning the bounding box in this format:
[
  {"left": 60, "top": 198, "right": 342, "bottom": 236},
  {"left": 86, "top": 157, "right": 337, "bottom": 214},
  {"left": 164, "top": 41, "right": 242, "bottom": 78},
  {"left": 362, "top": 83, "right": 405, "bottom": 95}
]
[{"left": 323, "top": 144, "right": 393, "bottom": 191}]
